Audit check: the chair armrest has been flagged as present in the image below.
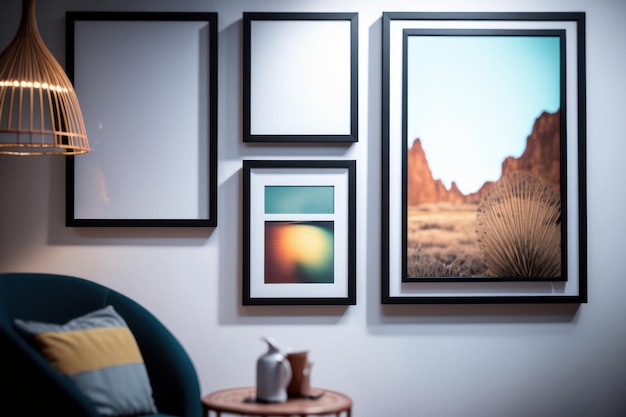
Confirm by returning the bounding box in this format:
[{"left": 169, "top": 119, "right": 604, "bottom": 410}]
[{"left": 107, "top": 293, "right": 203, "bottom": 417}]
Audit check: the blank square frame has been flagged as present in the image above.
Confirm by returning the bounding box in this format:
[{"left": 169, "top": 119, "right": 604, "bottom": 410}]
[{"left": 243, "top": 12, "right": 358, "bottom": 143}]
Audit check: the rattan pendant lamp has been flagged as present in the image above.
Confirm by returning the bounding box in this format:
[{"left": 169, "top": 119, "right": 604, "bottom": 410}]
[{"left": 0, "top": 0, "right": 89, "bottom": 155}]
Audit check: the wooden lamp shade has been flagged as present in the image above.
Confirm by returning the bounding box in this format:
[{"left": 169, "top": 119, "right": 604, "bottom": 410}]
[{"left": 0, "top": 0, "right": 89, "bottom": 155}]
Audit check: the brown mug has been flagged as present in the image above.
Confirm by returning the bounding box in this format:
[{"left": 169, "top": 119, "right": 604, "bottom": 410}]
[{"left": 286, "top": 351, "right": 311, "bottom": 397}]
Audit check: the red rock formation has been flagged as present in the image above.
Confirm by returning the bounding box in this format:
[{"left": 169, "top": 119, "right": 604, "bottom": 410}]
[
  {"left": 406, "top": 110, "right": 561, "bottom": 206},
  {"left": 406, "top": 138, "right": 446, "bottom": 205},
  {"left": 448, "top": 181, "right": 467, "bottom": 204},
  {"left": 501, "top": 110, "right": 561, "bottom": 193}
]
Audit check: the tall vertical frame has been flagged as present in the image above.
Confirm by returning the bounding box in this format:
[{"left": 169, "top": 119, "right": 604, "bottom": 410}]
[
  {"left": 66, "top": 12, "right": 218, "bottom": 227},
  {"left": 382, "top": 12, "right": 587, "bottom": 303}
]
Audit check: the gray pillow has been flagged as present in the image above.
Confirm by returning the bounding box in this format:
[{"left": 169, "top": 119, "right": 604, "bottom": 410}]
[{"left": 14, "top": 305, "right": 158, "bottom": 416}]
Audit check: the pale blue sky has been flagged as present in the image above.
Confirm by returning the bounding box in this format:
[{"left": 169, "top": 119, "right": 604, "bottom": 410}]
[{"left": 407, "top": 34, "right": 560, "bottom": 195}]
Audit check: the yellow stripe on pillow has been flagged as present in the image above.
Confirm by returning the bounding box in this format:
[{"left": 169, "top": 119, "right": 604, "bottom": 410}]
[{"left": 34, "top": 327, "right": 144, "bottom": 375}]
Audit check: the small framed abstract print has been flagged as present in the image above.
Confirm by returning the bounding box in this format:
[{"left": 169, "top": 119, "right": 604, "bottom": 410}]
[{"left": 243, "top": 160, "right": 356, "bottom": 305}]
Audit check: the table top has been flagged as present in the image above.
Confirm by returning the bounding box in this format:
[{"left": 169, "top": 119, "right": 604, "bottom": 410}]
[{"left": 202, "top": 387, "right": 352, "bottom": 416}]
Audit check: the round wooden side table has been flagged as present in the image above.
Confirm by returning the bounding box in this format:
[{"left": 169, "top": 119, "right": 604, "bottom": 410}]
[{"left": 202, "top": 387, "right": 352, "bottom": 417}]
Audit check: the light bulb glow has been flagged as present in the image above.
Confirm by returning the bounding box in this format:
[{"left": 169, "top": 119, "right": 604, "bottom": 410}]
[{"left": 0, "top": 80, "right": 68, "bottom": 92}]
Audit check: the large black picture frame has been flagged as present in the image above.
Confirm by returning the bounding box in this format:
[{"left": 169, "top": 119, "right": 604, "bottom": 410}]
[
  {"left": 382, "top": 12, "right": 587, "bottom": 304},
  {"left": 66, "top": 12, "right": 218, "bottom": 227}
]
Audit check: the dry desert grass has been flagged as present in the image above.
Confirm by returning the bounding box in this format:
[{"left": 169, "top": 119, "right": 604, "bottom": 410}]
[
  {"left": 407, "top": 202, "right": 485, "bottom": 277},
  {"left": 407, "top": 173, "right": 562, "bottom": 279}
]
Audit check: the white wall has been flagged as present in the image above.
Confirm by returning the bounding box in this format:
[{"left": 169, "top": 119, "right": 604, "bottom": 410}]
[{"left": 1, "top": 0, "right": 626, "bottom": 416}]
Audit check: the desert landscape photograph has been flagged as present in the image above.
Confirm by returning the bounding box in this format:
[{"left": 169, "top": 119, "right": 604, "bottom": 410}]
[{"left": 404, "top": 31, "right": 563, "bottom": 280}]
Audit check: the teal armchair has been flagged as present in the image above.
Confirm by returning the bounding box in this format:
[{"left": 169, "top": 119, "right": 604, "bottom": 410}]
[{"left": 0, "top": 273, "right": 202, "bottom": 417}]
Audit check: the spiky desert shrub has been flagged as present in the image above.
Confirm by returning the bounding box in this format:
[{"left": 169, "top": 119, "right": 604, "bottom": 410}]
[{"left": 476, "top": 172, "right": 561, "bottom": 277}]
